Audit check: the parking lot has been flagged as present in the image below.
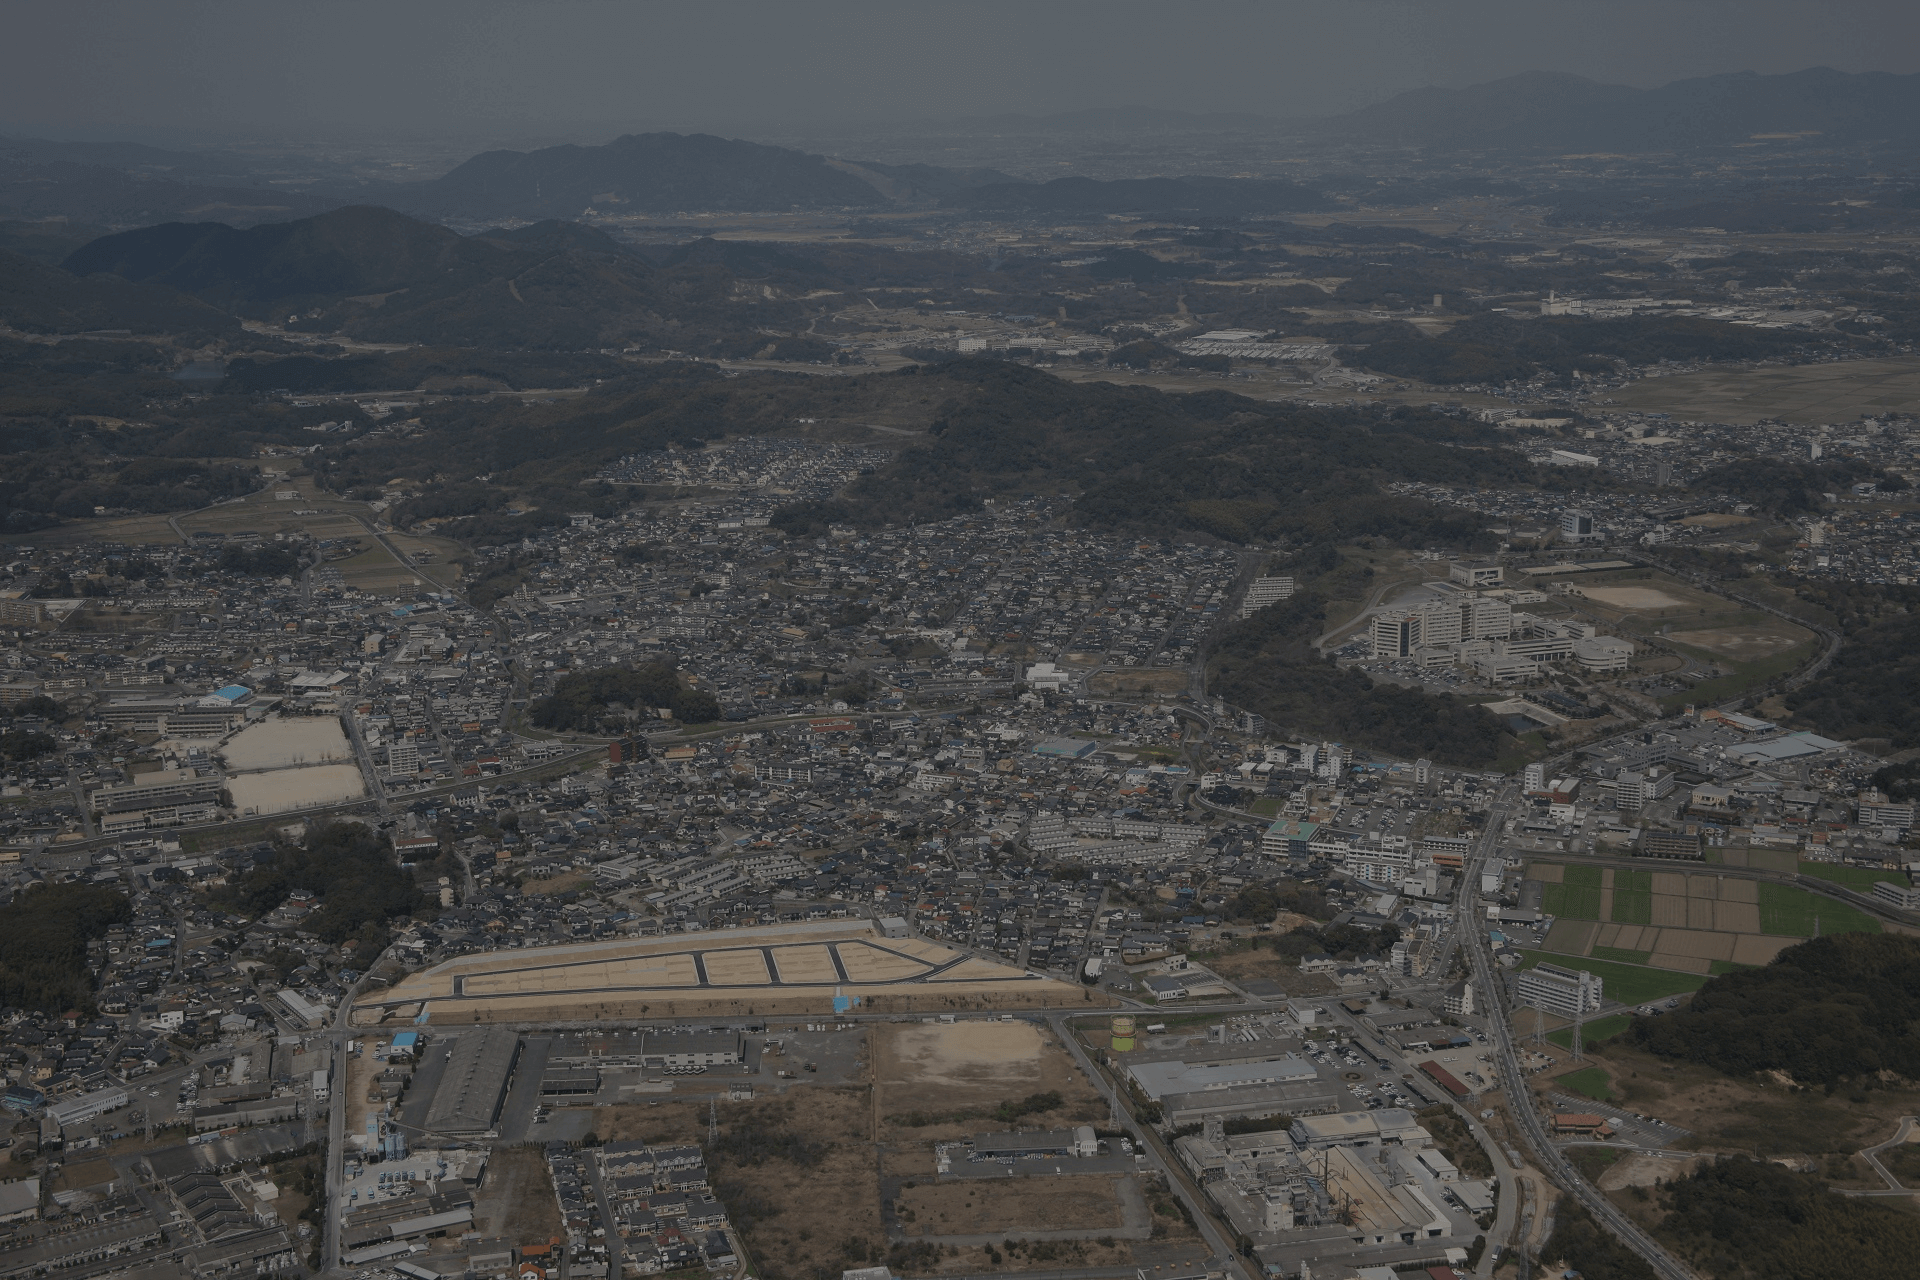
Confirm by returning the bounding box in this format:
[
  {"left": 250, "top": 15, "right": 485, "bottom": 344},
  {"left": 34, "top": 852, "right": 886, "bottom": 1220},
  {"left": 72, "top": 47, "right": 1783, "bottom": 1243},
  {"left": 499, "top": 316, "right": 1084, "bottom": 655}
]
[{"left": 1548, "top": 1092, "right": 1692, "bottom": 1150}]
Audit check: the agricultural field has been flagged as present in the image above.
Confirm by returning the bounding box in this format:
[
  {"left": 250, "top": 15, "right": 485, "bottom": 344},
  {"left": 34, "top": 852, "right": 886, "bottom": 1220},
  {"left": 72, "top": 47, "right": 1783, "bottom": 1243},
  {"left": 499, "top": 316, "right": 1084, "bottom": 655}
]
[
  {"left": 1796, "top": 861, "right": 1910, "bottom": 893},
  {"left": 1529, "top": 861, "right": 1877, "bottom": 979},
  {"left": 1612, "top": 352, "right": 1920, "bottom": 424},
  {"left": 1547, "top": 1013, "right": 1635, "bottom": 1052}
]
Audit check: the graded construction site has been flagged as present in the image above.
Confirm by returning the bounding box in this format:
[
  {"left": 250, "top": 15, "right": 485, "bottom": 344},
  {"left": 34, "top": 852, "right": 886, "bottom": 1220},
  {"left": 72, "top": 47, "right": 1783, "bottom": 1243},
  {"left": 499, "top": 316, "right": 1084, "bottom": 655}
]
[{"left": 355, "top": 920, "right": 1111, "bottom": 1024}]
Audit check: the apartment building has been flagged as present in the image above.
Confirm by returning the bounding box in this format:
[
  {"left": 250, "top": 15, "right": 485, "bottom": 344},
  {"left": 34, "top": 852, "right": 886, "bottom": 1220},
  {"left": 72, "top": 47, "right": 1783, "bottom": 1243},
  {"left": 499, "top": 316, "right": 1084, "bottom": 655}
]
[{"left": 1514, "top": 962, "right": 1603, "bottom": 1018}]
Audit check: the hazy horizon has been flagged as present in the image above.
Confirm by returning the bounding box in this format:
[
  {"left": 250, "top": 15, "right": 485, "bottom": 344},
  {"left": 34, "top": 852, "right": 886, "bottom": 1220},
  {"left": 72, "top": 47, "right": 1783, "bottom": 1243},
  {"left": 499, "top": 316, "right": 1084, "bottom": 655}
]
[{"left": 7, "top": 0, "right": 1920, "bottom": 151}]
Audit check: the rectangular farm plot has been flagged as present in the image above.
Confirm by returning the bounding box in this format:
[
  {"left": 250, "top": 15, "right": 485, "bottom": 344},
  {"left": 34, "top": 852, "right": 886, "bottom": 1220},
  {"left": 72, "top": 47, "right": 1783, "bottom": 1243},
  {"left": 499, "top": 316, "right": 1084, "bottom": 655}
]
[
  {"left": 1732, "top": 935, "right": 1800, "bottom": 966},
  {"left": 1545, "top": 920, "right": 1598, "bottom": 956},
  {"left": 1719, "top": 879, "right": 1759, "bottom": 904},
  {"left": 1651, "top": 895, "right": 1691, "bottom": 927},
  {"left": 1609, "top": 925, "right": 1653, "bottom": 951},
  {"left": 1686, "top": 899, "right": 1715, "bottom": 930},
  {"left": 1651, "top": 873, "right": 1689, "bottom": 896},
  {"left": 1646, "top": 953, "right": 1713, "bottom": 975},
  {"left": 1714, "top": 901, "right": 1762, "bottom": 934},
  {"left": 1544, "top": 882, "right": 1603, "bottom": 920},
  {"left": 1652, "top": 929, "right": 1735, "bottom": 962},
  {"left": 1527, "top": 862, "right": 1566, "bottom": 883},
  {"left": 1609, "top": 887, "right": 1653, "bottom": 925}
]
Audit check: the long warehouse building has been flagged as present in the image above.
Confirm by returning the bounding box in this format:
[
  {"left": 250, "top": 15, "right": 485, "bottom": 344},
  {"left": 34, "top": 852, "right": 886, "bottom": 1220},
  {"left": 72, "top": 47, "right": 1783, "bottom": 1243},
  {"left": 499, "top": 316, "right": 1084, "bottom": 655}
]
[{"left": 423, "top": 1031, "right": 521, "bottom": 1135}]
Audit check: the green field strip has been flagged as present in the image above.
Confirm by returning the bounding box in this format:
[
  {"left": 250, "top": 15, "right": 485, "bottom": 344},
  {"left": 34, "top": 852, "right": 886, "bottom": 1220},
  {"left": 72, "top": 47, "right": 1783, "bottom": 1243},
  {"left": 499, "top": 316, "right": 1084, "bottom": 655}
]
[
  {"left": 1796, "top": 861, "right": 1908, "bottom": 893},
  {"left": 1756, "top": 882, "right": 1882, "bottom": 938},
  {"left": 1520, "top": 950, "right": 1709, "bottom": 1005}
]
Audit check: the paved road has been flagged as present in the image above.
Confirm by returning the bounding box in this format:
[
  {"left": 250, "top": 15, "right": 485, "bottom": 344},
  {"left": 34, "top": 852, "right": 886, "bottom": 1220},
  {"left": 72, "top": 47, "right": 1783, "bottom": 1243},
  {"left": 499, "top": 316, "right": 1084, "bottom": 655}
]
[
  {"left": 1046, "top": 1012, "right": 1247, "bottom": 1280},
  {"left": 1855, "top": 1115, "right": 1918, "bottom": 1193},
  {"left": 323, "top": 970, "right": 378, "bottom": 1274},
  {"left": 583, "top": 1147, "right": 628, "bottom": 1279},
  {"left": 1461, "top": 786, "right": 1699, "bottom": 1280}
]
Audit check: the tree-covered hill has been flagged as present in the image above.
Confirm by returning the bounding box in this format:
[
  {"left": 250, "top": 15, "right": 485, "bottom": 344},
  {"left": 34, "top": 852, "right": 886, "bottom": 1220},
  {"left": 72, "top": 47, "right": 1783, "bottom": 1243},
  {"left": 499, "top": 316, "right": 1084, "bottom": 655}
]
[{"left": 1626, "top": 932, "right": 1920, "bottom": 1085}]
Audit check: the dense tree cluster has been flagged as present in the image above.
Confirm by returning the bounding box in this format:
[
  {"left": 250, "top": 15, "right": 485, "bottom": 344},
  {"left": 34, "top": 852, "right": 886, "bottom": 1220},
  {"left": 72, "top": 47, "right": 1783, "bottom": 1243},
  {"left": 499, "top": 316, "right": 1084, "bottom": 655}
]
[
  {"left": 1782, "top": 581, "right": 1920, "bottom": 747},
  {"left": 0, "top": 882, "right": 132, "bottom": 1015},
  {"left": 217, "top": 820, "right": 422, "bottom": 946},
  {"left": 218, "top": 544, "right": 301, "bottom": 577},
  {"left": 529, "top": 662, "right": 721, "bottom": 731},
  {"left": 1693, "top": 456, "right": 1901, "bottom": 516},
  {"left": 1655, "top": 1157, "right": 1920, "bottom": 1280},
  {"left": 1351, "top": 312, "right": 1839, "bottom": 386},
  {"left": 1626, "top": 933, "right": 1920, "bottom": 1085},
  {"left": 1542, "top": 1199, "right": 1658, "bottom": 1280}
]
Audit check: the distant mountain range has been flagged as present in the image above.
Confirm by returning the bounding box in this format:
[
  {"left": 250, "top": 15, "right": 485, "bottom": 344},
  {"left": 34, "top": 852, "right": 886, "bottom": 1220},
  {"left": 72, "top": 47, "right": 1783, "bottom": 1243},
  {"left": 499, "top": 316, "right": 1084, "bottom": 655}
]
[
  {"left": 388, "top": 132, "right": 908, "bottom": 219},
  {"left": 927, "top": 105, "right": 1277, "bottom": 133},
  {"left": 6, "top": 66, "right": 1920, "bottom": 234},
  {"left": 1319, "top": 66, "right": 1920, "bottom": 151}
]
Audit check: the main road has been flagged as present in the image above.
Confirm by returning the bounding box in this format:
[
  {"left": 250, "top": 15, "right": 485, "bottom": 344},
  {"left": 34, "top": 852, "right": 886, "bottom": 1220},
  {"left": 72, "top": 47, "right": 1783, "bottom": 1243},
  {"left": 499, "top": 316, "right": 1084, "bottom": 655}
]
[
  {"left": 1458, "top": 784, "right": 1698, "bottom": 1280},
  {"left": 1047, "top": 1012, "right": 1250, "bottom": 1280}
]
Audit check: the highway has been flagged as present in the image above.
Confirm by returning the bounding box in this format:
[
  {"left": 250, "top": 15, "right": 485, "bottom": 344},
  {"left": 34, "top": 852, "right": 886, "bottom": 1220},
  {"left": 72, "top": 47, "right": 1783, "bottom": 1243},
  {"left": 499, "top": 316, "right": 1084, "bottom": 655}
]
[{"left": 1459, "top": 784, "right": 1700, "bottom": 1280}]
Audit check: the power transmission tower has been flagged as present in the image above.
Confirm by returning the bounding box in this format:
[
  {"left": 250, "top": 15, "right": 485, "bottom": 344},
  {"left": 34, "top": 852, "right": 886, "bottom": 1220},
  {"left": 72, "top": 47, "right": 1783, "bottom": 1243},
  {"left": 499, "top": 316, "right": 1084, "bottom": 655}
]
[
  {"left": 1572, "top": 1003, "right": 1584, "bottom": 1062},
  {"left": 1533, "top": 1004, "right": 1545, "bottom": 1046},
  {"left": 708, "top": 1095, "right": 718, "bottom": 1145}
]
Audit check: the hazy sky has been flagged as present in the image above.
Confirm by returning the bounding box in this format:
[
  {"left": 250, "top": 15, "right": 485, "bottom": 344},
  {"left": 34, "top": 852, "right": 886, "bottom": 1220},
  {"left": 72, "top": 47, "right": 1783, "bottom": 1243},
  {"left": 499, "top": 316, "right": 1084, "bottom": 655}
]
[{"left": 8, "top": 0, "right": 1920, "bottom": 145}]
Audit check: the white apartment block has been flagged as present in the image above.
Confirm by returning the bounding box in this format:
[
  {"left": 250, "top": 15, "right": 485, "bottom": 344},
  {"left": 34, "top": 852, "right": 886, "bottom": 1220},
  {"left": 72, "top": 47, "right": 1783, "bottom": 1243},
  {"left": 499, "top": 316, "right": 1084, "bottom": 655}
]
[
  {"left": 1240, "top": 576, "right": 1296, "bottom": 617},
  {"left": 1515, "top": 963, "right": 1603, "bottom": 1018}
]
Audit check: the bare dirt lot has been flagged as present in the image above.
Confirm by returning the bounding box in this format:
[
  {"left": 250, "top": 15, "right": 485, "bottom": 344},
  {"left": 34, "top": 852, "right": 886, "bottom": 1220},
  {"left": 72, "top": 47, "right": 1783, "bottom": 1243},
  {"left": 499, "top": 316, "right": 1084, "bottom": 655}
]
[
  {"left": 1198, "top": 943, "right": 1337, "bottom": 995},
  {"left": 1087, "top": 669, "right": 1189, "bottom": 695},
  {"left": 874, "top": 1021, "right": 1108, "bottom": 1140},
  {"left": 471, "top": 1145, "right": 561, "bottom": 1247},
  {"left": 601, "top": 1089, "right": 886, "bottom": 1280},
  {"left": 360, "top": 922, "right": 1109, "bottom": 1025},
  {"left": 897, "top": 1176, "right": 1123, "bottom": 1235}
]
